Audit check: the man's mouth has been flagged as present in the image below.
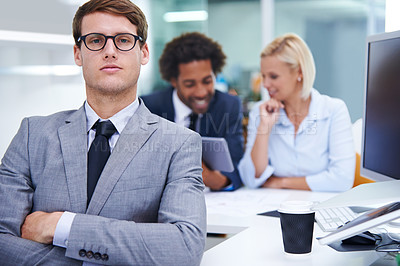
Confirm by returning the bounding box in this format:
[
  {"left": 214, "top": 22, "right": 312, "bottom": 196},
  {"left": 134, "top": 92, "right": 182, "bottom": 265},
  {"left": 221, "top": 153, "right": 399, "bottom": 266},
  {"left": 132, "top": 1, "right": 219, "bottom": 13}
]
[
  {"left": 101, "top": 64, "right": 121, "bottom": 73},
  {"left": 192, "top": 99, "right": 209, "bottom": 111}
]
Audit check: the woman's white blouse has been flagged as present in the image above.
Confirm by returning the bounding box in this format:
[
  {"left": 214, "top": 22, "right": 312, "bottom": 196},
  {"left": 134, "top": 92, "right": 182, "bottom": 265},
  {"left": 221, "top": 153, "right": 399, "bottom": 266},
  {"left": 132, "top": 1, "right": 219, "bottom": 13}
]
[{"left": 238, "top": 89, "right": 355, "bottom": 192}]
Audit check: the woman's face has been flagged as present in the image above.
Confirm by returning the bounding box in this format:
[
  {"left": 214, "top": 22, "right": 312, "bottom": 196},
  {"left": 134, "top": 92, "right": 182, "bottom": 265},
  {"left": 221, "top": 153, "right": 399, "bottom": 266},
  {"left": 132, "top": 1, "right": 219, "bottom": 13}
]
[{"left": 260, "top": 55, "right": 302, "bottom": 102}]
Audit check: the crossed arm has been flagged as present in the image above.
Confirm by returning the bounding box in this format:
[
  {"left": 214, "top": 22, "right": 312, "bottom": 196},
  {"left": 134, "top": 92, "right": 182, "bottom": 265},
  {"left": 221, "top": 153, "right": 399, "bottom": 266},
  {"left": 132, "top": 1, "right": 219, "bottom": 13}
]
[
  {"left": 21, "top": 211, "right": 63, "bottom": 244},
  {"left": 0, "top": 119, "right": 206, "bottom": 265}
]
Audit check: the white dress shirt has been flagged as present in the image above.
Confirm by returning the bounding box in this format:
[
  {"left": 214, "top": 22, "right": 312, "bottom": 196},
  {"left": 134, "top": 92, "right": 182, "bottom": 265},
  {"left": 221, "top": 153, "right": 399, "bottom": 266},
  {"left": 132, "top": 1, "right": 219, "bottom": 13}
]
[
  {"left": 172, "top": 89, "right": 192, "bottom": 127},
  {"left": 238, "top": 89, "right": 355, "bottom": 192},
  {"left": 53, "top": 98, "right": 139, "bottom": 265},
  {"left": 172, "top": 89, "right": 202, "bottom": 130}
]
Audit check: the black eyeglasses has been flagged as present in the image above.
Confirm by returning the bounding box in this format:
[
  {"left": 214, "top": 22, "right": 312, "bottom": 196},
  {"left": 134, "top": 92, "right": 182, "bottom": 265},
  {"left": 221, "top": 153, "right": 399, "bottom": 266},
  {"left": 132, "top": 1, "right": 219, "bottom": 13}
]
[{"left": 78, "top": 33, "right": 143, "bottom": 51}]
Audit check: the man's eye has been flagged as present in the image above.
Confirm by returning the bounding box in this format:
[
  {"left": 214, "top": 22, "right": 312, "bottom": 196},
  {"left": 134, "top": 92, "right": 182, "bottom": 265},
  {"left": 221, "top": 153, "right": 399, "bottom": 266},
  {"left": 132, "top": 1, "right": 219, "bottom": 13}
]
[
  {"left": 89, "top": 38, "right": 102, "bottom": 44},
  {"left": 119, "top": 38, "right": 131, "bottom": 44},
  {"left": 270, "top": 75, "right": 278, "bottom": 79},
  {"left": 183, "top": 82, "right": 195, "bottom": 88}
]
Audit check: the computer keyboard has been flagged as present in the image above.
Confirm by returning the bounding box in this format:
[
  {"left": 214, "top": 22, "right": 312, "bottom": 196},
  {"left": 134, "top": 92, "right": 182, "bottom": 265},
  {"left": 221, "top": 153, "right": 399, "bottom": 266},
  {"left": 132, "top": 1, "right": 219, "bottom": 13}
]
[{"left": 315, "top": 206, "right": 358, "bottom": 232}]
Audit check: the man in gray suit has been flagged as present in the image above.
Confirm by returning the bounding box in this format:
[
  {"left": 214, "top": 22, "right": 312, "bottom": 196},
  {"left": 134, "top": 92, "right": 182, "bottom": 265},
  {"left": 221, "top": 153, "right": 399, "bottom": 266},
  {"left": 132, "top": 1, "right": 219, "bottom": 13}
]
[{"left": 0, "top": 0, "right": 206, "bottom": 265}]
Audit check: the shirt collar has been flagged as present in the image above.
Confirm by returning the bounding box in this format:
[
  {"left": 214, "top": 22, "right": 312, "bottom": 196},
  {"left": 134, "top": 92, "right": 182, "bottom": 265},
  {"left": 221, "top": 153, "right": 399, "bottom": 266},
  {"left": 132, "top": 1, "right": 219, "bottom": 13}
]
[
  {"left": 172, "top": 88, "right": 193, "bottom": 123},
  {"left": 276, "top": 88, "right": 328, "bottom": 126},
  {"left": 307, "top": 88, "right": 330, "bottom": 120},
  {"left": 85, "top": 96, "right": 139, "bottom": 134}
]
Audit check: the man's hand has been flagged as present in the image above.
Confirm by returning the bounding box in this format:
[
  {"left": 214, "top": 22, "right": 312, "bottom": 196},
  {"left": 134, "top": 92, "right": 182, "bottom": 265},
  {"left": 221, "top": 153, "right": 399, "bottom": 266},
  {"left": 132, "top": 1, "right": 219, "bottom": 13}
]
[
  {"left": 21, "top": 211, "right": 63, "bottom": 244},
  {"left": 202, "top": 162, "right": 231, "bottom": 190}
]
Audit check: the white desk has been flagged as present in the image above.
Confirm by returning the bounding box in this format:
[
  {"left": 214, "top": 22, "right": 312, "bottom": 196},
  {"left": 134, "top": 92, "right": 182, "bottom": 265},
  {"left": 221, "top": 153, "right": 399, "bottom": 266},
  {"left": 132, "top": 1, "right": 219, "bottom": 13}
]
[{"left": 202, "top": 188, "right": 382, "bottom": 266}]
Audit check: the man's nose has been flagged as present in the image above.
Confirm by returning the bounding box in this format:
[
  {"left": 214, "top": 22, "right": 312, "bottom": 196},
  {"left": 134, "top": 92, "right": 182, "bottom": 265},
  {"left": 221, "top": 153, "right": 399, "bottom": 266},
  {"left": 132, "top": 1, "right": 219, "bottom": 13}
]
[
  {"left": 103, "top": 38, "right": 118, "bottom": 57},
  {"left": 194, "top": 84, "right": 210, "bottom": 98}
]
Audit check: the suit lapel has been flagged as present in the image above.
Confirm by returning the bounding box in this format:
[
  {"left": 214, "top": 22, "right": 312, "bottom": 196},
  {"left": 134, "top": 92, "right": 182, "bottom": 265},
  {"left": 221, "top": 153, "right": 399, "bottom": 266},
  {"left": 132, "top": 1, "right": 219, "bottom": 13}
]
[
  {"left": 58, "top": 106, "right": 88, "bottom": 214},
  {"left": 86, "top": 102, "right": 159, "bottom": 215}
]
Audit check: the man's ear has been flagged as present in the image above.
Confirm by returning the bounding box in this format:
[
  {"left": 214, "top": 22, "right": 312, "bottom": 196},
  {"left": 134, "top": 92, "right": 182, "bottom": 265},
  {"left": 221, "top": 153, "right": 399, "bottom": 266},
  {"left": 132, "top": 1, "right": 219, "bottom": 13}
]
[
  {"left": 170, "top": 78, "right": 177, "bottom": 88},
  {"left": 74, "top": 45, "right": 83, "bottom": 66},
  {"left": 140, "top": 43, "right": 150, "bottom": 65}
]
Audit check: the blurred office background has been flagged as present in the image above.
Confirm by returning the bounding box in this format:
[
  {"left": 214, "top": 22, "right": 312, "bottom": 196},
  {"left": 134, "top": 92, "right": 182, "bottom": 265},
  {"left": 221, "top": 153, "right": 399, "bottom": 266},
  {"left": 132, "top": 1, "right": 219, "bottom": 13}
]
[{"left": 0, "top": 0, "right": 395, "bottom": 158}]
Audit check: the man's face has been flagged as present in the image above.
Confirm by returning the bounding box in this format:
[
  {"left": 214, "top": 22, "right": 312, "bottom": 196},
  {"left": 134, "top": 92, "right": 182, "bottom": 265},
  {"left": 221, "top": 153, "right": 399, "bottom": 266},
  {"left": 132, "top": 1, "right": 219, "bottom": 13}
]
[
  {"left": 171, "top": 59, "right": 215, "bottom": 114},
  {"left": 73, "top": 12, "right": 149, "bottom": 99}
]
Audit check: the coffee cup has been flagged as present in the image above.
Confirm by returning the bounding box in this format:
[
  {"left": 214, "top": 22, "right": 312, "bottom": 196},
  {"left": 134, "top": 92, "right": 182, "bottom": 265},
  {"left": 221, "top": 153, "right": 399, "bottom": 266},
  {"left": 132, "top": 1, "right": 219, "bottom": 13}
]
[{"left": 278, "top": 200, "right": 315, "bottom": 255}]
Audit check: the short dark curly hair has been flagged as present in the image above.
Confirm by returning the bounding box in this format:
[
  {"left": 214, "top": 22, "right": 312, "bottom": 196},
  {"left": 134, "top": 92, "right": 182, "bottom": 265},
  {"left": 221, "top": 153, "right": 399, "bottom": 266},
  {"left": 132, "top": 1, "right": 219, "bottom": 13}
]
[{"left": 159, "top": 32, "right": 226, "bottom": 81}]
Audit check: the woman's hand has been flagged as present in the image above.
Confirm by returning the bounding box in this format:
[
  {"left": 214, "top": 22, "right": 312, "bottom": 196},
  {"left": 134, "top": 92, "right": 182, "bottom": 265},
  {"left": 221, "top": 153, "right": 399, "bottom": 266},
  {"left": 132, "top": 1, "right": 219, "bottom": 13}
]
[
  {"left": 261, "top": 175, "right": 284, "bottom": 189},
  {"left": 258, "top": 99, "right": 284, "bottom": 134}
]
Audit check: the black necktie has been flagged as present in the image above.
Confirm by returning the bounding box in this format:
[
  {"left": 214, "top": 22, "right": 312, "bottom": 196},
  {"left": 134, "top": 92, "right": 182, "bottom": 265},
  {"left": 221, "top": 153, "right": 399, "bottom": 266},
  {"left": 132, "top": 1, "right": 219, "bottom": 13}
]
[
  {"left": 87, "top": 120, "right": 116, "bottom": 204},
  {"left": 188, "top": 112, "right": 198, "bottom": 131}
]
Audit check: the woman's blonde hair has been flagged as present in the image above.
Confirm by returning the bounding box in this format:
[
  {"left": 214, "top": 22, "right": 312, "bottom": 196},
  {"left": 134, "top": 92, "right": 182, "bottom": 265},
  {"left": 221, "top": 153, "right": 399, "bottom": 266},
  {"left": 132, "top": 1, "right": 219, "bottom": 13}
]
[{"left": 261, "top": 33, "right": 315, "bottom": 99}]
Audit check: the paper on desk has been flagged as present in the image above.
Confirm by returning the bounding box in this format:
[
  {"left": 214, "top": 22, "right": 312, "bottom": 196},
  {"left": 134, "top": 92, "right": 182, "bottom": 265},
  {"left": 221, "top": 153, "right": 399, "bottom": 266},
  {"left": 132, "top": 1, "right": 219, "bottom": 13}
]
[{"left": 205, "top": 188, "right": 289, "bottom": 217}]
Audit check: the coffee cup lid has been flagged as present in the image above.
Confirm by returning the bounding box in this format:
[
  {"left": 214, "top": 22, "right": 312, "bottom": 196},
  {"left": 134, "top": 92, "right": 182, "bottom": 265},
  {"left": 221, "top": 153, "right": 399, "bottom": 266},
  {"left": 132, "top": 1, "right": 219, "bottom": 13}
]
[{"left": 278, "top": 200, "right": 314, "bottom": 214}]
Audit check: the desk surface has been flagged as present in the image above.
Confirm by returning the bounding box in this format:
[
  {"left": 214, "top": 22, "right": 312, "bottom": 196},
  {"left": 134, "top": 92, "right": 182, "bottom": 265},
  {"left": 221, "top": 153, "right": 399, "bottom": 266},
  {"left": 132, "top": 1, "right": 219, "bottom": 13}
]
[{"left": 202, "top": 188, "right": 382, "bottom": 266}]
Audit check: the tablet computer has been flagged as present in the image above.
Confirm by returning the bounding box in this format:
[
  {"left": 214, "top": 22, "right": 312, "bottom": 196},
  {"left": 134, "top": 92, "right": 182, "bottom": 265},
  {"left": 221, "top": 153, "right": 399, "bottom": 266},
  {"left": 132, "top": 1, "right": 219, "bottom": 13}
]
[
  {"left": 201, "top": 137, "right": 234, "bottom": 172},
  {"left": 317, "top": 201, "right": 400, "bottom": 245}
]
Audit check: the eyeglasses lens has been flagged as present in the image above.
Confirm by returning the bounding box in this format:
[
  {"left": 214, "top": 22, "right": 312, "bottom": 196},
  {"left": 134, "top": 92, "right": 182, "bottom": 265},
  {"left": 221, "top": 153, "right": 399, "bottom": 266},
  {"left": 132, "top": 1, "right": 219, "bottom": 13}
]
[{"left": 84, "top": 33, "right": 137, "bottom": 51}]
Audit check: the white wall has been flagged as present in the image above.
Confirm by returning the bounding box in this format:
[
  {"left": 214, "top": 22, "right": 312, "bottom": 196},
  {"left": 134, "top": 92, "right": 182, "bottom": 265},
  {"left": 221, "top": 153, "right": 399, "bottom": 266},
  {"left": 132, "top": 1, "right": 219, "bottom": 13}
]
[
  {"left": 0, "top": 44, "right": 85, "bottom": 158},
  {"left": 208, "top": 1, "right": 262, "bottom": 89},
  {"left": 0, "top": 0, "right": 154, "bottom": 159},
  {"left": 273, "top": 0, "right": 385, "bottom": 122}
]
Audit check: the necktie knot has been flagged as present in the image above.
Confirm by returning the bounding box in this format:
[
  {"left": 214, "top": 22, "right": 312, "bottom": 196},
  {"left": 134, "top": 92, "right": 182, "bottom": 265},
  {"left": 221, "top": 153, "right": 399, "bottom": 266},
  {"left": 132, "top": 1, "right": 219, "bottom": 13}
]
[{"left": 94, "top": 120, "right": 117, "bottom": 139}]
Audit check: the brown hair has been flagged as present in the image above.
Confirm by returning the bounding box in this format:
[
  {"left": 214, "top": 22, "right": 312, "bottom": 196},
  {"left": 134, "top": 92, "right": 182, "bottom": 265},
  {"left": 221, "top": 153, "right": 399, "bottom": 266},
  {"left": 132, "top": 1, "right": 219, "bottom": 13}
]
[
  {"left": 159, "top": 32, "right": 226, "bottom": 81},
  {"left": 72, "top": 0, "right": 147, "bottom": 48}
]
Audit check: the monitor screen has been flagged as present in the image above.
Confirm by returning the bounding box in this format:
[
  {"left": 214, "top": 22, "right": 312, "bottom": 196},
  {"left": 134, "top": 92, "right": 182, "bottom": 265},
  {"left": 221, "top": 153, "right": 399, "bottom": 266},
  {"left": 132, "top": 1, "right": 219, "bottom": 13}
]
[
  {"left": 314, "top": 30, "right": 400, "bottom": 211},
  {"left": 361, "top": 30, "right": 400, "bottom": 181}
]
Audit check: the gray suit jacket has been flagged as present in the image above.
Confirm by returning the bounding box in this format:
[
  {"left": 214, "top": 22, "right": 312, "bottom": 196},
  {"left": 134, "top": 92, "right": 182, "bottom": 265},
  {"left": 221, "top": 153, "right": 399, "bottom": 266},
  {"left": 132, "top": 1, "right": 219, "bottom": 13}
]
[{"left": 0, "top": 101, "right": 206, "bottom": 265}]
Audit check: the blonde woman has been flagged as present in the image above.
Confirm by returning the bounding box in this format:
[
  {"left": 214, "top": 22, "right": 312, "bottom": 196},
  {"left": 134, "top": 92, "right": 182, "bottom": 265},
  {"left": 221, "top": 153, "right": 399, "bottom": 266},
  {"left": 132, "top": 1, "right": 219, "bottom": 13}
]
[{"left": 239, "top": 33, "right": 355, "bottom": 192}]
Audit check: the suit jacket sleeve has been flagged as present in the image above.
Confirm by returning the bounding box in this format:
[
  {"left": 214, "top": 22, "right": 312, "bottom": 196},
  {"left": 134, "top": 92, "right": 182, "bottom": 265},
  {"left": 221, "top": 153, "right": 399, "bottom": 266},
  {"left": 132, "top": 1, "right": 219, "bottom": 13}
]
[
  {"left": 220, "top": 96, "right": 244, "bottom": 190},
  {"left": 64, "top": 132, "right": 206, "bottom": 266},
  {"left": 0, "top": 118, "right": 78, "bottom": 266}
]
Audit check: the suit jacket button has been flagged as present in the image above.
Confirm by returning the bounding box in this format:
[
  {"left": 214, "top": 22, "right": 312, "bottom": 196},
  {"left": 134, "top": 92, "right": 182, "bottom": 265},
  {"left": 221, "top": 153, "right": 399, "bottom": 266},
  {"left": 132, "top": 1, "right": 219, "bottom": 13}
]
[
  {"left": 101, "top": 254, "right": 109, "bottom": 261},
  {"left": 94, "top": 252, "right": 101, "bottom": 260},
  {"left": 79, "top": 249, "right": 86, "bottom": 257},
  {"left": 86, "top": 251, "right": 94, "bottom": 259}
]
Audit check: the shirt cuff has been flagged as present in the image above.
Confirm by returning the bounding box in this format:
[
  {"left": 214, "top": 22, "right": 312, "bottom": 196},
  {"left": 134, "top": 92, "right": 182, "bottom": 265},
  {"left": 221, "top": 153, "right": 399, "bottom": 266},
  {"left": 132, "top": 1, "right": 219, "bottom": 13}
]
[
  {"left": 238, "top": 153, "right": 275, "bottom": 188},
  {"left": 220, "top": 183, "right": 235, "bottom": 191},
  {"left": 53, "top": 211, "right": 76, "bottom": 248}
]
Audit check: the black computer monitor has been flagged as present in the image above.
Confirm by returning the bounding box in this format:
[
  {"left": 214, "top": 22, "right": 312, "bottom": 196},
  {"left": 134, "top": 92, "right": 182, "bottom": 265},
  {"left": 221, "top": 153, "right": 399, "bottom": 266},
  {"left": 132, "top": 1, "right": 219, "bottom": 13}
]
[
  {"left": 361, "top": 30, "right": 400, "bottom": 181},
  {"left": 318, "top": 33, "right": 400, "bottom": 245},
  {"left": 315, "top": 30, "right": 400, "bottom": 210}
]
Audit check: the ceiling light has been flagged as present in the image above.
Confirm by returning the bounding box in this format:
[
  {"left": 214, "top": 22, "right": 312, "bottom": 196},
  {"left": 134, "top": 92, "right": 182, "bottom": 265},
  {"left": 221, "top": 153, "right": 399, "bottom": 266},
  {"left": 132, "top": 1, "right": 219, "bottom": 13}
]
[
  {"left": 58, "top": 0, "right": 88, "bottom": 6},
  {"left": 0, "top": 30, "right": 74, "bottom": 45},
  {"left": 163, "top": 11, "right": 208, "bottom": 23},
  {"left": 0, "top": 65, "right": 81, "bottom": 76},
  {"left": 386, "top": 0, "right": 400, "bottom": 32}
]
